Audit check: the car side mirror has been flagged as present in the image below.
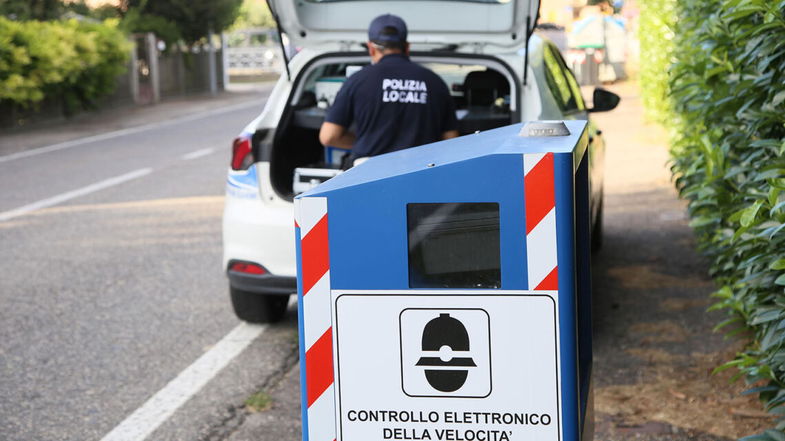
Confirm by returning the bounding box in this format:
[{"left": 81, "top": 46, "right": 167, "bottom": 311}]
[{"left": 588, "top": 88, "right": 620, "bottom": 113}]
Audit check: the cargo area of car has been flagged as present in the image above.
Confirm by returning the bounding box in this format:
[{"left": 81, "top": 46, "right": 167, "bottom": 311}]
[{"left": 266, "top": 56, "right": 517, "bottom": 201}]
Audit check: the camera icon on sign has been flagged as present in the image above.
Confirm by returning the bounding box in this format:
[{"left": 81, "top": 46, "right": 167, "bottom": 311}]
[{"left": 399, "top": 308, "right": 491, "bottom": 398}]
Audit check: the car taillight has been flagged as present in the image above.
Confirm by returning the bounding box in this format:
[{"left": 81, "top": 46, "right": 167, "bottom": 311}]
[
  {"left": 231, "top": 136, "right": 253, "bottom": 170},
  {"left": 230, "top": 261, "right": 267, "bottom": 275}
]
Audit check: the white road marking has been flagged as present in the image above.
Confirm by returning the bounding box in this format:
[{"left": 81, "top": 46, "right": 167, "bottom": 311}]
[
  {"left": 99, "top": 322, "right": 266, "bottom": 441},
  {"left": 0, "top": 168, "right": 153, "bottom": 222},
  {"left": 0, "top": 100, "right": 260, "bottom": 164},
  {"left": 181, "top": 148, "right": 215, "bottom": 160}
]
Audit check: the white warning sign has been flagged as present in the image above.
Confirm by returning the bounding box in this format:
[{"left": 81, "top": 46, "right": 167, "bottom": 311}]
[{"left": 332, "top": 291, "right": 561, "bottom": 441}]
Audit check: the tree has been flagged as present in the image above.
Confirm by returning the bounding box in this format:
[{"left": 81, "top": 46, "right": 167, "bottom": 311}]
[
  {"left": 0, "top": 0, "right": 63, "bottom": 20},
  {"left": 120, "top": 0, "right": 243, "bottom": 44},
  {"left": 231, "top": 0, "right": 276, "bottom": 30}
]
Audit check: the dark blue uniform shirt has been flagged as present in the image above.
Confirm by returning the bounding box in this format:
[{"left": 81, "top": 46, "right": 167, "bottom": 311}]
[{"left": 325, "top": 54, "right": 458, "bottom": 158}]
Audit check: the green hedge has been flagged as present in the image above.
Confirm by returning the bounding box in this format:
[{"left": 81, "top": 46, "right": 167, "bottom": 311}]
[
  {"left": 0, "top": 17, "right": 130, "bottom": 111},
  {"left": 637, "top": 0, "right": 676, "bottom": 124},
  {"left": 641, "top": 0, "right": 785, "bottom": 438}
]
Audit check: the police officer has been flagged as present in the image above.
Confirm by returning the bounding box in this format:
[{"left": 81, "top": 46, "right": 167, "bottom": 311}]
[{"left": 319, "top": 14, "right": 459, "bottom": 168}]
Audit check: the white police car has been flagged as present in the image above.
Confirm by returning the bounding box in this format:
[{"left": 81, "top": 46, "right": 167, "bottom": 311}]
[{"left": 222, "top": 0, "right": 619, "bottom": 323}]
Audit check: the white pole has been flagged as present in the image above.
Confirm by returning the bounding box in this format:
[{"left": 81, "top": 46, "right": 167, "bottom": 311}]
[{"left": 146, "top": 33, "right": 160, "bottom": 103}]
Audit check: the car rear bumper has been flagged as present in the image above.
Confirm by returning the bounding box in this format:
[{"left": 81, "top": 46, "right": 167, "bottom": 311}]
[
  {"left": 227, "top": 269, "right": 297, "bottom": 295},
  {"left": 222, "top": 164, "right": 297, "bottom": 278}
]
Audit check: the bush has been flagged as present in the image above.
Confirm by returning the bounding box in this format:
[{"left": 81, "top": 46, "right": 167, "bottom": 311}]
[
  {"left": 665, "top": 0, "right": 785, "bottom": 438},
  {"left": 0, "top": 17, "right": 130, "bottom": 112},
  {"left": 61, "top": 19, "right": 131, "bottom": 111}
]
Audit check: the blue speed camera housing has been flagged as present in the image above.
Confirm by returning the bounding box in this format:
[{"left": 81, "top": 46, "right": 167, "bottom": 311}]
[{"left": 295, "top": 120, "right": 594, "bottom": 441}]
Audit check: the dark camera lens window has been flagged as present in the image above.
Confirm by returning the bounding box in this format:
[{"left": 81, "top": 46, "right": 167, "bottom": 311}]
[{"left": 407, "top": 203, "right": 501, "bottom": 289}]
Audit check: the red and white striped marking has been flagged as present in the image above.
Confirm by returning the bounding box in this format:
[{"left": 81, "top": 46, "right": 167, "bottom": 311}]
[
  {"left": 294, "top": 197, "right": 336, "bottom": 441},
  {"left": 524, "top": 153, "right": 558, "bottom": 291}
]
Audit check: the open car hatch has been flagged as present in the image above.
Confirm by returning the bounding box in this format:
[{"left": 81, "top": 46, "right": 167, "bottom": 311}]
[{"left": 266, "top": 0, "right": 540, "bottom": 52}]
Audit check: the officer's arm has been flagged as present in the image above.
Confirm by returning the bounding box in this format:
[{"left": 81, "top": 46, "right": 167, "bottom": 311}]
[
  {"left": 319, "top": 122, "right": 356, "bottom": 150},
  {"left": 441, "top": 130, "right": 459, "bottom": 140}
]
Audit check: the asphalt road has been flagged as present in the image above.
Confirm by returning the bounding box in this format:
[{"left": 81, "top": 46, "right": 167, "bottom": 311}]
[{"left": 0, "top": 89, "right": 301, "bottom": 441}]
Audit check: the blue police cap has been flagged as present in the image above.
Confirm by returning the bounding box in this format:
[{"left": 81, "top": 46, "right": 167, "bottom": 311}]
[{"left": 368, "top": 14, "right": 408, "bottom": 43}]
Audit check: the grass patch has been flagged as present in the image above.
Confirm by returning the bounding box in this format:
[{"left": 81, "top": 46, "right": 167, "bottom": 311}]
[{"left": 245, "top": 390, "right": 273, "bottom": 413}]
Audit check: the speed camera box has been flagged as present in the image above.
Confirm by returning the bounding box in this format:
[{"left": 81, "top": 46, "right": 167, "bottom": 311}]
[{"left": 294, "top": 120, "right": 594, "bottom": 441}]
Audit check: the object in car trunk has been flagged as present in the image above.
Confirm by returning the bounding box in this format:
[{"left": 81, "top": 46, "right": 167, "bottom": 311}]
[{"left": 293, "top": 167, "right": 342, "bottom": 195}]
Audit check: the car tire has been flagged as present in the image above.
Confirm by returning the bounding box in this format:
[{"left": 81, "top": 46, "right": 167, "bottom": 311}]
[
  {"left": 229, "top": 286, "right": 289, "bottom": 323},
  {"left": 591, "top": 197, "right": 604, "bottom": 253}
]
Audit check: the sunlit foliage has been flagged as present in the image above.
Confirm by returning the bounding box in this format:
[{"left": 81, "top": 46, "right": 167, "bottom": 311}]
[{"left": 649, "top": 0, "right": 785, "bottom": 438}]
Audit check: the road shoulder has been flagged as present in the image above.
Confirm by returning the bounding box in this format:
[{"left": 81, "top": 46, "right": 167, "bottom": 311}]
[{"left": 590, "top": 81, "right": 773, "bottom": 440}]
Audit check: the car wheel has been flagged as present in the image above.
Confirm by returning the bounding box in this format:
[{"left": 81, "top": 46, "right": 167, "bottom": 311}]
[
  {"left": 229, "top": 285, "right": 289, "bottom": 323},
  {"left": 591, "top": 197, "right": 604, "bottom": 253}
]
